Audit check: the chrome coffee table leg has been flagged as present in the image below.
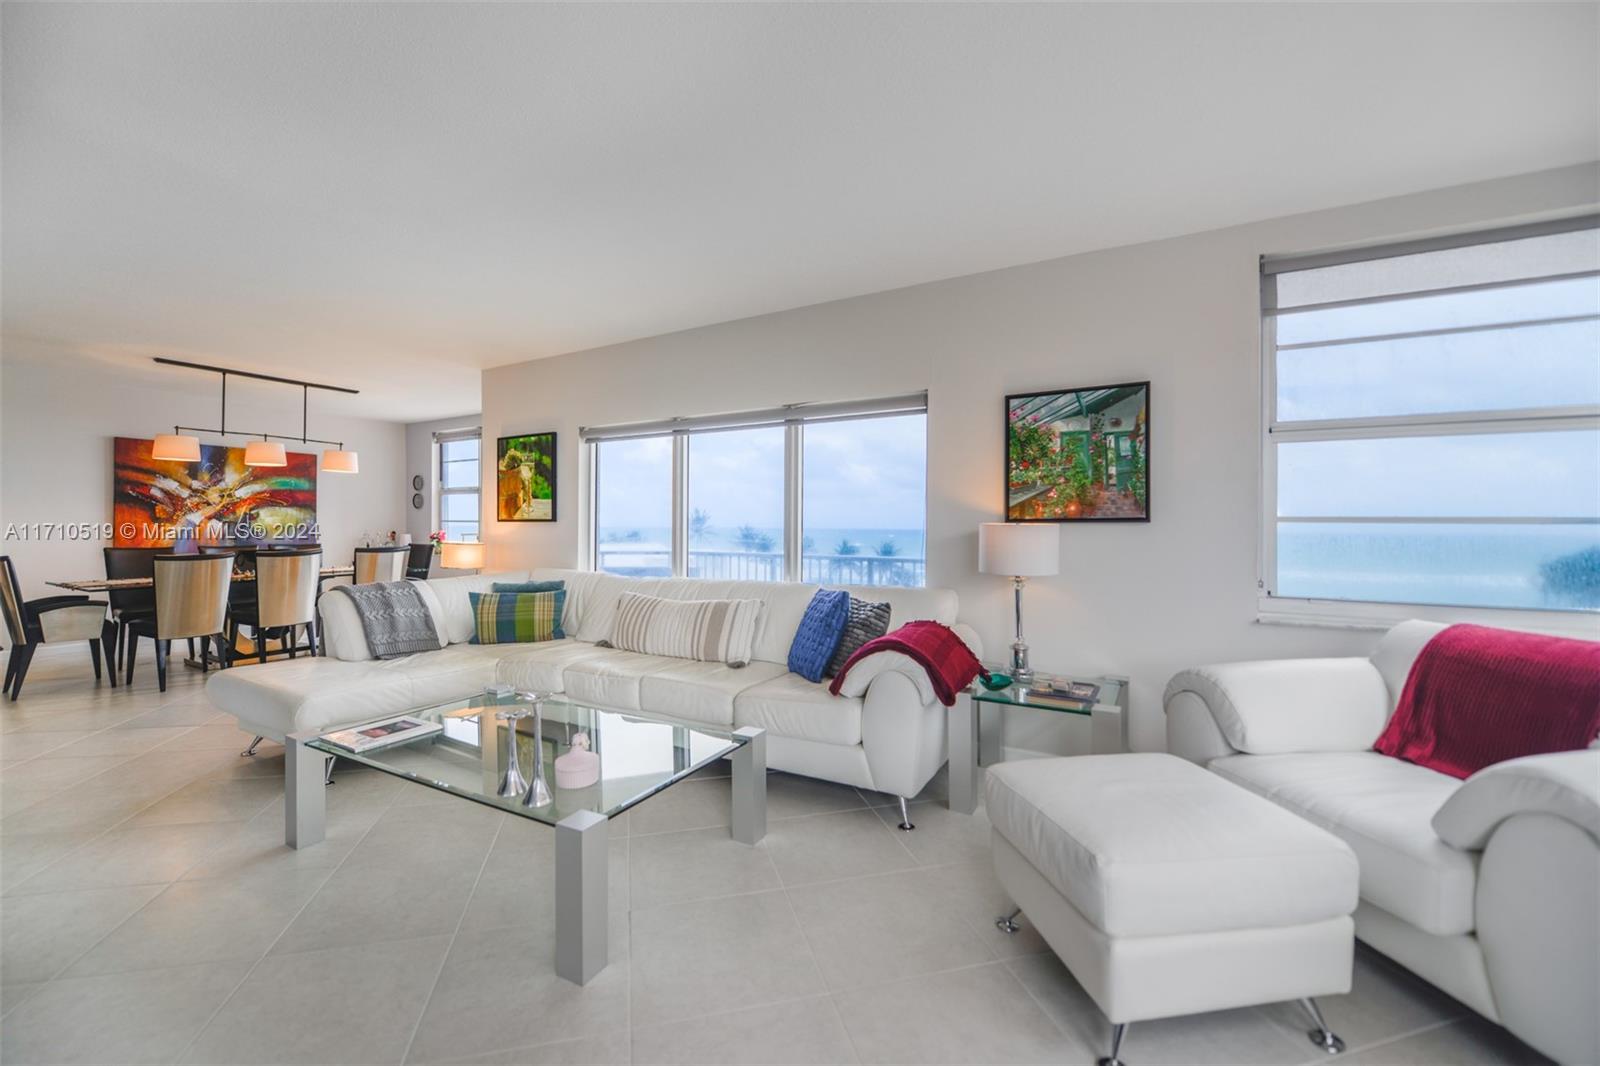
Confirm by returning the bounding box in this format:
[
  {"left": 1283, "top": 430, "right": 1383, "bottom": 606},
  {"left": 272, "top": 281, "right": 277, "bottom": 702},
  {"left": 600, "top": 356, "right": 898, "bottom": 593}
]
[
  {"left": 730, "top": 726, "right": 767, "bottom": 845},
  {"left": 554, "top": 809, "right": 608, "bottom": 985},
  {"left": 285, "top": 731, "right": 325, "bottom": 849}
]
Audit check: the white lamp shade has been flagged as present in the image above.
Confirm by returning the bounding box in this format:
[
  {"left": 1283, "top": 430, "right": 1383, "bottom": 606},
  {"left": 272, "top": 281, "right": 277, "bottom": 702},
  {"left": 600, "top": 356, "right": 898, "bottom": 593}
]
[
  {"left": 979, "top": 522, "right": 1060, "bottom": 577},
  {"left": 151, "top": 433, "right": 201, "bottom": 462},
  {"left": 439, "top": 541, "right": 486, "bottom": 569},
  {"left": 244, "top": 440, "right": 287, "bottom": 467},
  {"left": 321, "top": 449, "right": 359, "bottom": 473}
]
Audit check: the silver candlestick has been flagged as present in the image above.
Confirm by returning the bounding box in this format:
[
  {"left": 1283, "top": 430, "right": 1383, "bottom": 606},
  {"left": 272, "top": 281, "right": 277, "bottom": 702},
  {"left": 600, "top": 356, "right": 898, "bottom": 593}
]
[
  {"left": 518, "top": 692, "right": 553, "bottom": 809},
  {"left": 495, "top": 709, "right": 530, "bottom": 799}
]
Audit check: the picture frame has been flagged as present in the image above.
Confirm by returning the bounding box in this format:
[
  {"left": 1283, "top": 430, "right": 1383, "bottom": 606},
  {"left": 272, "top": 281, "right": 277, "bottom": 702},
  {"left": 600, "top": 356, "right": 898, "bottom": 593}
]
[
  {"left": 1004, "top": 381, "right": 1149, "bottom": 522},
  {"left": 496, "top": 432, "right": 558, "bottom": 521}
]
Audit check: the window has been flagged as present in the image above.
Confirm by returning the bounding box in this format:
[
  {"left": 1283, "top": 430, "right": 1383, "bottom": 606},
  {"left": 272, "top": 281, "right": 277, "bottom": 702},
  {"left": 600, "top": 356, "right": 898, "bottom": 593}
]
[
  {"left": 588, "top": 395, "right": 927, "bottom": 586},
  {"left": 437, "top": 429, "right": 481, "bottom": 543},
  {"left": 594, "top": 437, "right": 672, "bottom": 576},
  {"left": 1262, "top": 217, "right": 1599, "bottom": 619},
  {"left": 688, "top": 427, "right": 785, "bottom": 580},
  {"left": 804, "top": 413, "right": 927, "bottom": 586}
]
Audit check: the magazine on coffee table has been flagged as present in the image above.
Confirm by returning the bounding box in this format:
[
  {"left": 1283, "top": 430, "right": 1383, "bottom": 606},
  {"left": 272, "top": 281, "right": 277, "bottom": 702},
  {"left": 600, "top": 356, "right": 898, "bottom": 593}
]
[{"left": 322, "top": 715, "right": 443, "bottom": 753}]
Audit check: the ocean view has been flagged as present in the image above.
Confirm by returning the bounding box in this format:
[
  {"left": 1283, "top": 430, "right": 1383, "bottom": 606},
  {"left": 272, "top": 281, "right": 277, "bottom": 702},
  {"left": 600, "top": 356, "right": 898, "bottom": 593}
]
[
  {"left": 598, "top": 526, "right": 926, "bottom": 558},
  {"left": 1278, "top": 524, "right": 1600, "bottom": 611}
]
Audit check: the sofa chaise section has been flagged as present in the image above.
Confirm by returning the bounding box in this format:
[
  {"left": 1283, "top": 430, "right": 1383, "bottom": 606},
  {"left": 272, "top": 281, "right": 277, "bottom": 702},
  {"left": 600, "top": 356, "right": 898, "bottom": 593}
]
[{"left": 1164, "top": 620, "right": 1600, "bottom": 1065}]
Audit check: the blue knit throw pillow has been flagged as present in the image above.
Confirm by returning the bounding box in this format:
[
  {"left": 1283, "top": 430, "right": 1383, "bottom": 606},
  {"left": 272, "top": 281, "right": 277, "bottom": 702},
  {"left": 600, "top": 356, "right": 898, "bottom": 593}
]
[{"left": 788, "top": 588, "right": 850, "bottom": 683}]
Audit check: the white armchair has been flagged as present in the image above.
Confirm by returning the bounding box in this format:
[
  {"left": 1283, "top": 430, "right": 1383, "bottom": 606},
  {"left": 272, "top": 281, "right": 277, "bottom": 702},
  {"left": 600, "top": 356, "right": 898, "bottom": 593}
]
[{"left": 1164, "top": 622, "right": 1600, "bottom": 1065}]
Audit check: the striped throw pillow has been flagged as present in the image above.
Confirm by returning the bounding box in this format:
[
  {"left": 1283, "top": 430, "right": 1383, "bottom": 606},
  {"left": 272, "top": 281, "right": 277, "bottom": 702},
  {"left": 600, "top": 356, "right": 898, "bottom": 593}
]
[
  {"left": 468, "top": 590, "right": 566, "bottom": 645},
  {"left": 609, "top": 592, "right": 762, "bottom": 666}
]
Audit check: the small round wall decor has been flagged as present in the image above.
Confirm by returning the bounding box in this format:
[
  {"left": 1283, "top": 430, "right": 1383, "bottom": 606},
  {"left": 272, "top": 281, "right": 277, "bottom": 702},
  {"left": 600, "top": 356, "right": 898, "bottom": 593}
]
[
  {"left": 412, "top": 475, "right": 425, "bottom": 491},
  {"left": 412, "top": 493, "right": 425, "bottom": 509}
]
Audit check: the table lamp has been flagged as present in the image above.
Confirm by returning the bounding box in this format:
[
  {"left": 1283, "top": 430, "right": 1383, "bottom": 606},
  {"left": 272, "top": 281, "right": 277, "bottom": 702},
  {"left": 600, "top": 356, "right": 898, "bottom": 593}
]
[
  {"left": 439, "top": 541, "right": 486, "bottom": 573},
  {"left": 978, "top": 522, "right": 1060, "bottom": 685}
]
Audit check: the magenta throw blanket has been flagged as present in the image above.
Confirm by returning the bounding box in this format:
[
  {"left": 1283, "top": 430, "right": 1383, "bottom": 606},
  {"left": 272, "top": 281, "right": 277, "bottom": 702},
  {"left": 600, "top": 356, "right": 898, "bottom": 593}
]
[
  {"left": 827, "top": 620, "right": 985, "bottom": 707},
  {"left": 1373, "top": 623, "right": 1600, "bottom": 779}
]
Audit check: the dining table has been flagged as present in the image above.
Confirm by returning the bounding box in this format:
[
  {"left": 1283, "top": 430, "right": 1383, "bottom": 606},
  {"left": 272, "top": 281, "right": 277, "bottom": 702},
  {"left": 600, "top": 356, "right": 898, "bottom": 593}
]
[{"left": 47, "top": 566, "right": 356, "bottom": 594}]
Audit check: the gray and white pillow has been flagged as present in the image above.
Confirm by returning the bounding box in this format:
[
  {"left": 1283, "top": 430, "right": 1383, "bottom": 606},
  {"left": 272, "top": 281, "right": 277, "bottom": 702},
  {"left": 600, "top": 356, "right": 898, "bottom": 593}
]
[
  {"left": 826, "top": 597, "right": 892, "bottom": 678},
  {"left": 609, "top": 591, "right": 763, "bottom": 666}
]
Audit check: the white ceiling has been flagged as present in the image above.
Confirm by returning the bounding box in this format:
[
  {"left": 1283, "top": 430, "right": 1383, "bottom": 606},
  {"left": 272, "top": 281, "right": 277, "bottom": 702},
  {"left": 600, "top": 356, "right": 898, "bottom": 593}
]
[{"left": 3, "top": 2, "right": 1596, "bottom": 422}]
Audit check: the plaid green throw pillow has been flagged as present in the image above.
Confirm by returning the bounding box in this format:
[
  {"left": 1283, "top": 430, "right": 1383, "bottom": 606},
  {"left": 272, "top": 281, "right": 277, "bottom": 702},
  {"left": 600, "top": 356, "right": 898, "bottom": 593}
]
[{"left": 468, "top": 589, "right": 565, "bottom": 644}]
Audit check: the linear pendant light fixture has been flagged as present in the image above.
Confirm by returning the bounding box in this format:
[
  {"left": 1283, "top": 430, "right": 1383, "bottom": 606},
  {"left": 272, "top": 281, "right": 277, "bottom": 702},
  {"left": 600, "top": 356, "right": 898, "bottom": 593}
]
[{"left": 151, "top": 358, "right": 360, "bottom": 472}]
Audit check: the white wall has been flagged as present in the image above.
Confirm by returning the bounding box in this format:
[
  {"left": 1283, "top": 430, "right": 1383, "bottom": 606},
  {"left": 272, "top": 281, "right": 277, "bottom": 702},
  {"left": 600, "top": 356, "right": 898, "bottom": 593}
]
[
  {"left": 480, "top": 164, "right": 1598, "bottom": 752},
  {"left": 0, "top": 347, "right": 409, "bottom": 599}
]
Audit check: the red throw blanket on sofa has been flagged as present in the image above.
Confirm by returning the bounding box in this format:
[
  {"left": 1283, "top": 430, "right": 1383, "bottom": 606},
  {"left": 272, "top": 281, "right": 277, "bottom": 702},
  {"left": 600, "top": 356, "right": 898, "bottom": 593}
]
[
  {"left": 828, "top": 620, "right": 986, "bottom": 707},
  {"left": 1373, "top": 623, "right": 1600, "bottom": 779}
]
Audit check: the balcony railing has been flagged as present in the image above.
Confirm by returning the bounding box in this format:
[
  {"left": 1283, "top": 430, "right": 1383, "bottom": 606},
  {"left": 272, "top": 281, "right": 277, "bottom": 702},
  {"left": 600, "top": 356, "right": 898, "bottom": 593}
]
[{"left": 594, "top": 548, "right": 926, "bottom": 587}]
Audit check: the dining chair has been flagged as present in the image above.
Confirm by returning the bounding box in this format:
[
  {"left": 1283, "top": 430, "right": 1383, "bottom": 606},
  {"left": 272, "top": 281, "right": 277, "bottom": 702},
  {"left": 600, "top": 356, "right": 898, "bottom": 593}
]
[
  {"left": 226, "top": 547, "right": 322, "bottom": 663},
  {"left": 353, "top": 545, "right": 408, "bottom": 584},
  {"left": 1, "top": 555, "right": 114, "bottom": 701},
  {"left": 405, "top": 543, "right": 434, "bottom": 580},
  {"left": 124, "top": 553, "right": 233, "bottom": 692},
  {"left": 103, "top": 547, "right": 160, "bottom": 672}
]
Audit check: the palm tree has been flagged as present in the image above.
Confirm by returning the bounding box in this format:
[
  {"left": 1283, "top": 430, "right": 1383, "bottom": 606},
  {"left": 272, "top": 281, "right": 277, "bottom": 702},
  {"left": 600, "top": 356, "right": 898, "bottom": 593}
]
[
  {"left": 875, "top": 539, "right": 900, "bottom": 557},
  {"left": 834, "top": 539, "right": 860, "bottom": 556},
  {"left": 736, "top": 525, "right": 764, "bottom": 551},
  {"left": 690, "top": 508, "right": 710, "bottom": 542}
]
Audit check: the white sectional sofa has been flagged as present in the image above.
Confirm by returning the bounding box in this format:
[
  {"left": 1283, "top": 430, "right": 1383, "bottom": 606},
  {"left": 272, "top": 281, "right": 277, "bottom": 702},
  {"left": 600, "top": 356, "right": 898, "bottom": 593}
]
[
  {"left": 206, "top": 568, "right": 977, "bottom": 812},
  {"left": 1164, "top": 620, "right": 1600, "bottom": 1065}
]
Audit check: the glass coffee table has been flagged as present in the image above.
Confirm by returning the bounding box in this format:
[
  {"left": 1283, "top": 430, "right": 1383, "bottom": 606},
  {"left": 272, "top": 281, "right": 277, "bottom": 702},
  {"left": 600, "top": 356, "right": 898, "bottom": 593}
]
[{"left": 283, "top": 690, "right": 765, "bottom": 985}]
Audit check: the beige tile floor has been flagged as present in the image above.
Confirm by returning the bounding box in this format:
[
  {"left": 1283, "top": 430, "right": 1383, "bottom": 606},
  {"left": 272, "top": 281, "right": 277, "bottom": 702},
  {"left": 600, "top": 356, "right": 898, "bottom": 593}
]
[{"left": 0, "top": 646, "right": 1551, "bottom": 1065}]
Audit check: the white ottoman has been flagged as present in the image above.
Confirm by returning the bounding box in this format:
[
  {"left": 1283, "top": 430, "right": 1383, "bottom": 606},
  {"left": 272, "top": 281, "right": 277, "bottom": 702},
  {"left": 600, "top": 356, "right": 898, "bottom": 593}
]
[{"left": 986, "top": 753, "right": 1359, "bottom": 1066}]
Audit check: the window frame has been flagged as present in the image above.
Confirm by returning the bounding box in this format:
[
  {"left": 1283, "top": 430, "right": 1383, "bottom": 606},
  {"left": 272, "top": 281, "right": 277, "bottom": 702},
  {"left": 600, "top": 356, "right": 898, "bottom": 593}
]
[
  {"left": 1258, "top": 215, "right": 1600, "bottom": 634},
  {"left": 584, "top": 396, "right": 928, "bottom": 587},
  {"left": 435, "top": 426, "right": 483, "bottom": 544}
]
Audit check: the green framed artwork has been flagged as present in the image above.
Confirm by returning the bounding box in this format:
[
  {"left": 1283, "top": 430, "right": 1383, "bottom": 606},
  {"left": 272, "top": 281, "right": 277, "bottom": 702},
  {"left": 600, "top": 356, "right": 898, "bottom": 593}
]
[
  {"left": 1006, "top": 381, "right": 1149, "bottom": 522},
  {"left": 496, "top": 432, "right": 557, "bottom": 521}
]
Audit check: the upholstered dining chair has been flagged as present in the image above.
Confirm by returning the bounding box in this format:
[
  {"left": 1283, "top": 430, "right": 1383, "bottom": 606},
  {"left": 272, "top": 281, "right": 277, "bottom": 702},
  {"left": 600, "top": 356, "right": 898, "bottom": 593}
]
[
  {"left": 124, "top": 553, "right": 233, "bottom": 692},
  {"left": 103, "top": 546, "right": 159, "bottom": 672},
  {"left": 226, "top": 547, "right": 322, "bottom": 663},
  {"left": 353, "top": 545, "right": 408, "bottom": 584},
  {"left": 405, "top": 543, "right": 434, "bottom": 580},
  {"left": 1, "top": 555, "right": 114, "bottom": 700}
]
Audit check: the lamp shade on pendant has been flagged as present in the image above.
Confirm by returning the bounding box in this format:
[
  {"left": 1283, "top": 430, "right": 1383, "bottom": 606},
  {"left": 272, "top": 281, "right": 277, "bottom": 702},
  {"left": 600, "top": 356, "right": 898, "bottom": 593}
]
[
  {"left": 244, "top": 440, "right": 287, "bottom": 468},
  {"left": 151, "top": 433, "right": 201, "bottom": 462},
  {"left": 321, "top": 449, "right": 359, "bottom": 474},
  {"left": 978, "top": 522, "right": 1060, "bottom": 577},
  {"left": 439, "top": 541, "right": 486, "bottom": 570}
]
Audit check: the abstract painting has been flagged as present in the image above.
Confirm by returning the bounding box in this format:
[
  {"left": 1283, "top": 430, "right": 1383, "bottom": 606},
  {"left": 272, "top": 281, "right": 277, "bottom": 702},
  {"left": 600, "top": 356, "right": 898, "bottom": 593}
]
[
  {"left": 113, "top": 437, "right": 318, "bottom": 547},
  {"left": 1006, "top": 382, "right": 1150, "bottom": 522},
  {"left": 497, "top": 432, "right": 557, "bottom": 521}
]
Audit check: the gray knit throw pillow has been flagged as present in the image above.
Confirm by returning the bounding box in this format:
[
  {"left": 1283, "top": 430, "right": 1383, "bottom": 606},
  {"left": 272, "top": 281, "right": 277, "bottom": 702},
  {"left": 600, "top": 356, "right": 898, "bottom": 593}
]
[{"left": 825, "top": 597, "right": 892, "bottom": 678}]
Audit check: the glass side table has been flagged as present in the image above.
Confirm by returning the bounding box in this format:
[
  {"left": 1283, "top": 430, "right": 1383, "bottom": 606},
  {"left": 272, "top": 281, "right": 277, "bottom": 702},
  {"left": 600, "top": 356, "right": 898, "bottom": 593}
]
[{"left": 947, "top": 670, "right": 1129, "bottom": 815}]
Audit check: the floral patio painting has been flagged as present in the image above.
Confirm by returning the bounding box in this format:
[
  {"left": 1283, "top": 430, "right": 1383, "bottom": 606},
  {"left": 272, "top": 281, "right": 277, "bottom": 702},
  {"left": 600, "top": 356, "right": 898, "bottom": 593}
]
[
  {"left": 1006, "top": 382, "right": 1149, "bottom": 522},
  {"left": 112, "top": 436, "right": 318, "bottom": 547},
  {"left": 497, "top": 432, "right": 557, "bottom": 521}
]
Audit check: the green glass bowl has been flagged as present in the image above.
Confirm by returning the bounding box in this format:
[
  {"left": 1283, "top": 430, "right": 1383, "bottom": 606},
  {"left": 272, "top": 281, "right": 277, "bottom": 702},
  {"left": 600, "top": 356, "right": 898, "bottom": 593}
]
[{"left": 979, "top": 673, "right": 1012, "bottom": 691}]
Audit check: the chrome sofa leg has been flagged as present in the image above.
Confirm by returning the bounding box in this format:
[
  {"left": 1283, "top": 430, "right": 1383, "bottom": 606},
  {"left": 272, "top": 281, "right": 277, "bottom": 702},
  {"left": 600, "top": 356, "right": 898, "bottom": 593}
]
[
  {"left": 1300, "top": 997, "right": 1345, "bottom": 1054},
  {"left": 240, "top": 735, "right": 264, "bottom": 758},
  {"left": 324, "top": 755, "right": 336, "bottom": 786},
  {"left": 895, "top": 796, "right": 915, "bottom": 831},
  {"left": 1097, "top": 1022, "right": 1128, "bottom": 1066},
  {"left": 995, "top": 907, "right": 1022, "bottom": 934}
]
